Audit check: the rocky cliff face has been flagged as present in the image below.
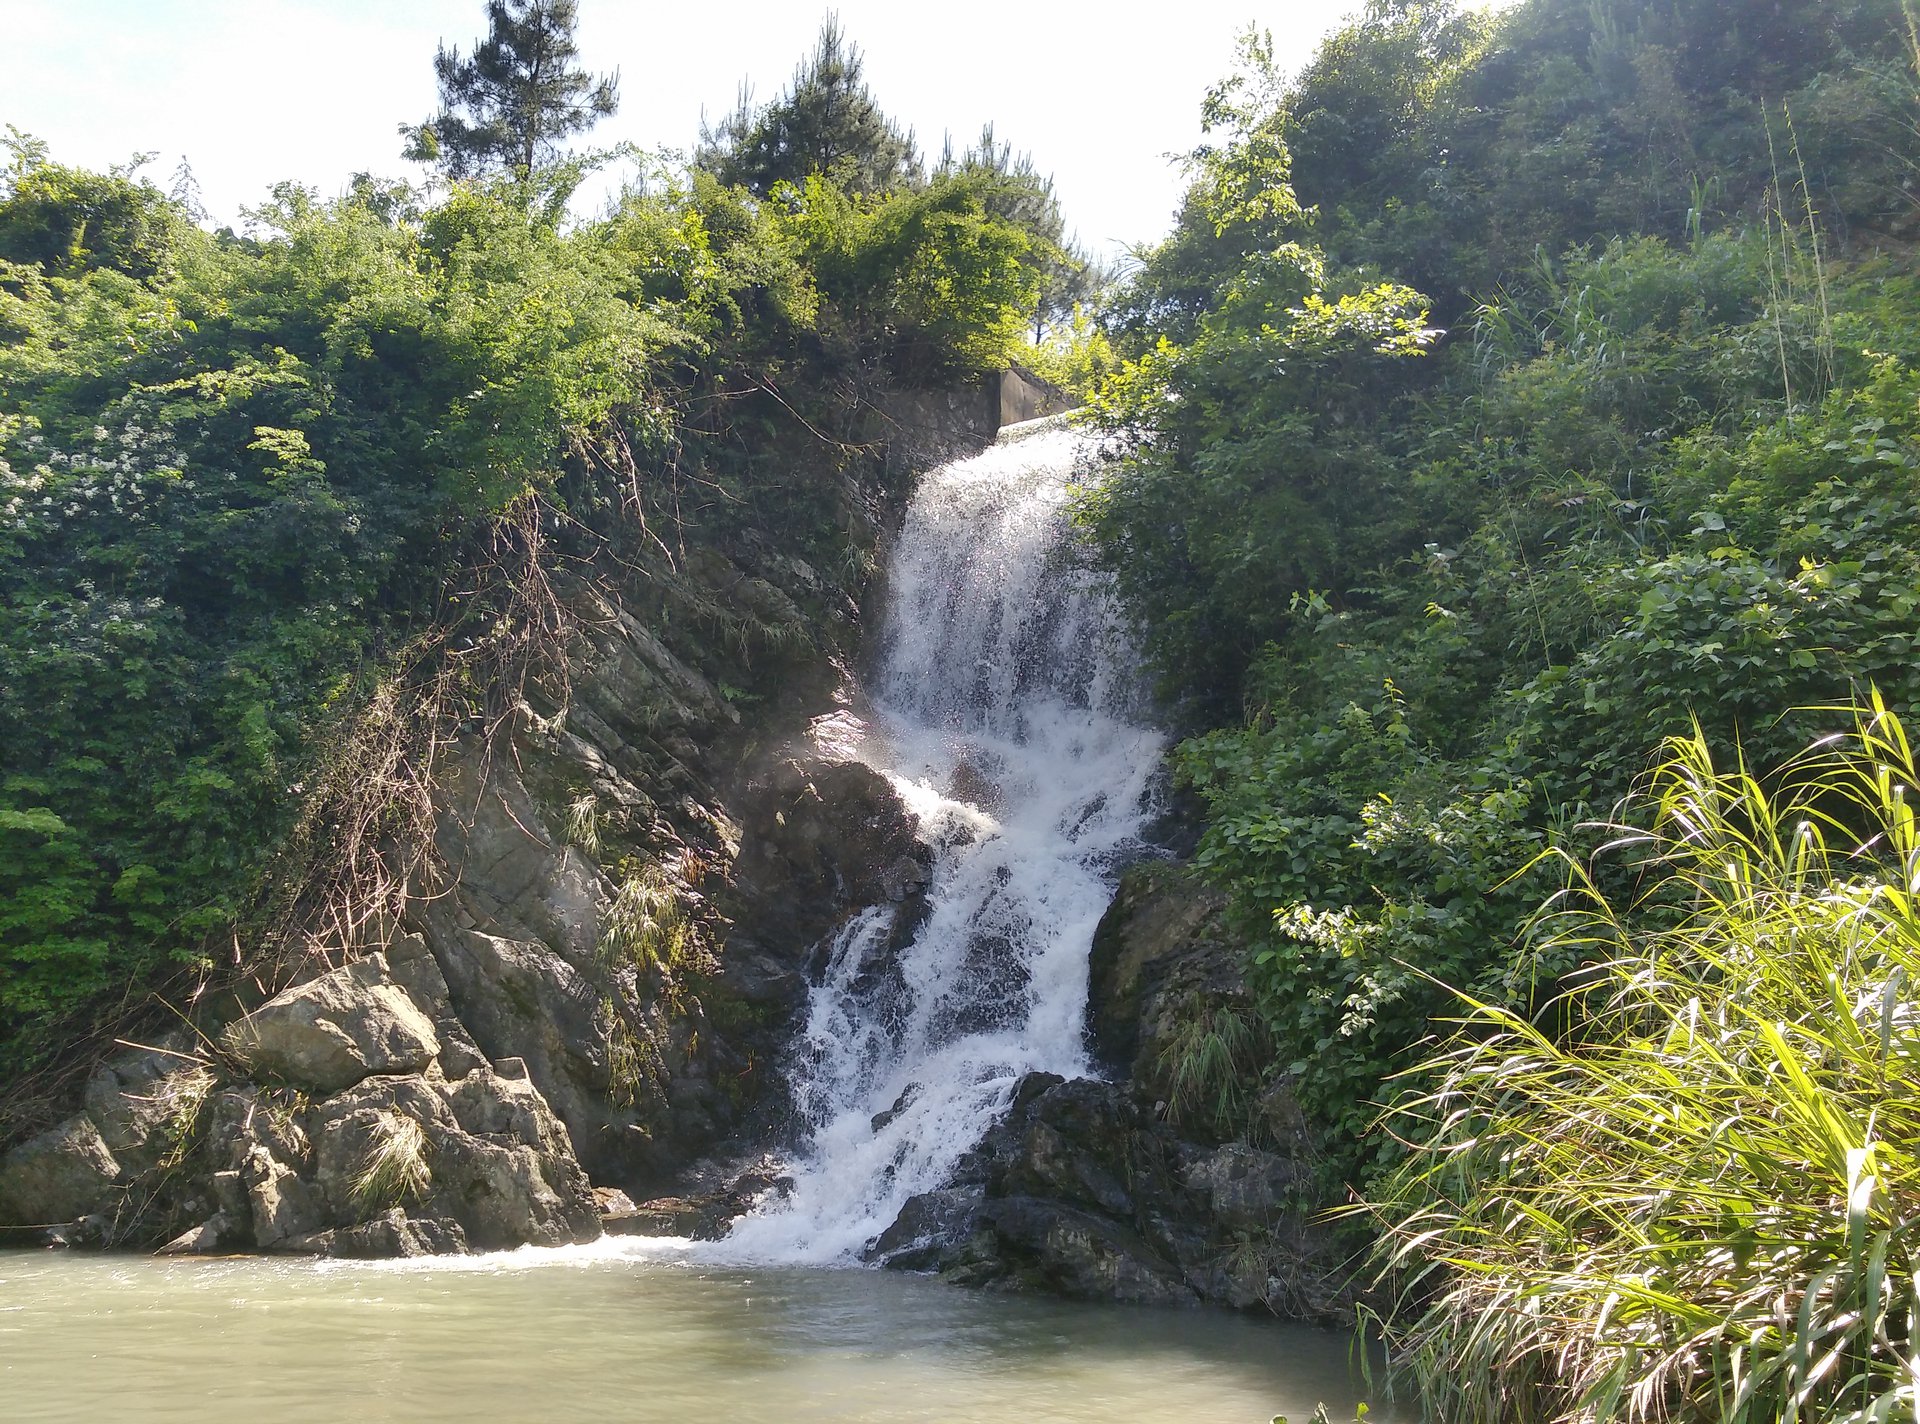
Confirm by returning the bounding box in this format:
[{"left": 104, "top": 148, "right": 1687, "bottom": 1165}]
[{"left": 0, "top": 382, "right": 992, "bottom": 1256}]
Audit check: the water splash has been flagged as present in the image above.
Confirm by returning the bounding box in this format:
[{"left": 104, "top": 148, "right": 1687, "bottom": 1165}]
[{"left": 720, "top": 423, "right": 1165, "bottom": 1263}]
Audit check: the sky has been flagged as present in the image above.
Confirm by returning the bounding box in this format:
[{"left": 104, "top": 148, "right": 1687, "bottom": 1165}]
[{"left": 4, "top": 0, "right": 1373, "bottom": 259}]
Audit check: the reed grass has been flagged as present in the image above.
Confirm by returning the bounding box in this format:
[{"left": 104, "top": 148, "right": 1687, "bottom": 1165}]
[
  {"left": 1367, "top": 692, "right": 1920, "bottom": 1423},
  {"left": 350, "top": 1110, "right": 431, "bottom": 1215}
]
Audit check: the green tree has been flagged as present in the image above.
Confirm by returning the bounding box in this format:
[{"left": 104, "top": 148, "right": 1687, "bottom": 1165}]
[
  {"left": 695, "top": 15, "right": 919, "bottom": 198},
  {"left": 402, "top": 0, "right": 619, "bottom": 181},
  {"left": 0, "top": 130, "right": 178, "bottom": 280},
  {"left": 935, "top": 124, "right": 1094, "bottom": 340}
]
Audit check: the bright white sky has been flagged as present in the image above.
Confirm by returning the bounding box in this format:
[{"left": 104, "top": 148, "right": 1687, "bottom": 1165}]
[{"left": 4, "top": 0, "right": 1372, "bottom": 259}]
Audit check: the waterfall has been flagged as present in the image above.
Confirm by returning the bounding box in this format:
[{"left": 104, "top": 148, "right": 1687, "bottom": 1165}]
[{"left": 720, "top": 420, "right": 1166, "bottom": 1264}]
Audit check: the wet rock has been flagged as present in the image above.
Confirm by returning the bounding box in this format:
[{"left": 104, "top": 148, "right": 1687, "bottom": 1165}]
[
  {"left": 603, "top": 1196, "right": 713, "bottom": 1238},
  {"left": 221, "top": 953, "right": 440, "bottom": 1094},
  {"left": 727, "top": 755, "right": 933, "bottom": 978},
  {"left": 864, "top": 1186, "right": 983, "bottom": 1270},
  {"left": 288, "top": 1209, "right": 470, "bottom": 1259},
  {"left": 157, "top": 1213, "right": 240, "bottom": 1256},
  {"left": 947, "top": 760, "right": 1000, "bottom": 812},
  {"left": 876, "top": 1071, "right": 1357, "bottom": 1322},
  {"left": 44, "top": 1213, "right": 113, "bottom": 1249},
  {"left": 605, "top": 1158, "right": 791, "bottom": 1241},
  {"left": 0, "top": 1116, "right": 122, "bottom": 1226},
  {"left": 869, "top": 1083, "right": 921, "bottom": 1133},
  {"left": 245, "top": 1149, "right": 325, "bottom": 1249},
  {"left": 999, "top": 1079, "right": 1142, "bottom": 1219},
  {"left": 956, "top": 1196, "right": 1195, "bottom": 1307},
  {"left": 593, "top": 1185, "right": 639, "bottom": 1223},
  {"left": 1086, "top": 862, "right": 1240, "bottom": 1084}
]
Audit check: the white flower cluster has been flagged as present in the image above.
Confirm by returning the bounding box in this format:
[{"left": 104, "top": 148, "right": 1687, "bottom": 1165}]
[{"left": 1, "top": 413, "right": 189, "bottom": 533}]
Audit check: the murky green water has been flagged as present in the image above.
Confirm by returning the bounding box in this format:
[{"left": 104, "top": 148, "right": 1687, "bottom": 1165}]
[{"left": 0, "top": 1241, "right": 1384, "bottom": 1423}]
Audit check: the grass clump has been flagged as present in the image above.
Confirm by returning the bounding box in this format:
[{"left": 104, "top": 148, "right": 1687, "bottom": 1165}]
[
  {"left": 1155, "top": 996, "right": 1268, "bottom": 1139},
  {"left": 350, "top": 1110, "right": 431, "bottom": 1216},
  {"left": 600, "top": 858, "right": 707, "bottom": 976},
  {"left": 1369, "top": 693, "right": 1920, "bottom": 1423}
]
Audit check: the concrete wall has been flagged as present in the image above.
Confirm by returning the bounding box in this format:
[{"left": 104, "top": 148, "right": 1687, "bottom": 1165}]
[{"left": 999, "top": 363, "right": 1077, "bottom": 427}]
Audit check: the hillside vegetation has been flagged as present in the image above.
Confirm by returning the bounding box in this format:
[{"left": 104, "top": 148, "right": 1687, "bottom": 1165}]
[{"left": 1082, "top": 0, "right": 1920, "bottom": 1416}]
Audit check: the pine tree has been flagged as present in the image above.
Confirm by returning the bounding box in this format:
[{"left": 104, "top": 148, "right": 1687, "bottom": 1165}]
[
  {"left": 402, "top": 0, "right": 618, "bottom": 181},
  {"left": 695, "top": 16, "right": 919, "bottom": 198}
]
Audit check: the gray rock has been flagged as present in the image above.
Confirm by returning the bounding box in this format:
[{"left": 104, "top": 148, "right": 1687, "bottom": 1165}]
[
  {"left": 245, "top": 1148, "right": 325, "bottom": 1248},
  {"left": 867, "top": 1186, "right": 984, "bottom": 1271},
  {"left": 310, "top": 1075, "right": 459, "bottom": 1222},
  {"left": 287, "top": 1209, "right": 469, "bottom": 1259},
  {"left": 428, "top": 1131, "right": 597, "bottom": 1251},
  {"left": 206, "top": 1087, "right": 313, "bottom": 1175},
  {"left": 430, "top": 754, "right": 607, "bottom": 968},
  {"left": 306, "top": 1070, "right": 598, "bottom": 1254},
  {"left": 961, "top": 1195, "right": 1197, "bottom": 1307},
  {"left": 82, "top": 1047, "right": 207, "bottom": 1178},
  {"left": 417, "top": 916, "right": 629, "bottom": 1176},
  {"left": 443, "top": 1067, "right": 577, "bottom": 1159},
  {"left": 157, "top": 1213, "right": 240, "bottom": 1256},
  {"left": 222, "top": 953, "right": 440, "bottom": 1093},
  {"left": 0, "top": 1116, "right": 122, "bottom": 1226},
  {"left": 1183, "top": 1142, "right": 1303, "bottom": 1235},
  {"left": 387, "top": 932, "right": 489, "bottom": 1079},
  {"left": 878, "top": 1071, "right": 1356, "bottom": 1322},
  {"left": 210, "top": 1169, "right": 248, "bottom": 1223}
]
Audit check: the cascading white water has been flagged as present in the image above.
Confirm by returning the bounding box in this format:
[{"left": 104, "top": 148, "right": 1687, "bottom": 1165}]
[{"left": 720, "top": 420, "right": 1166, "bottom": 1264}]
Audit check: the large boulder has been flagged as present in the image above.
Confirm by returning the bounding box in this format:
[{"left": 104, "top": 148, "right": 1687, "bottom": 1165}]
[
  {"left": 0, "top": 1115, "right": 122, "bottom": 1226},
  {"left": 306, "top": 1070, "right": 599, "bottom": 1253},
  {"left": 1086, "top": 861, "right": 1243, "bottom": 1087},
  {"left": 421, "top": 925, "right": 610, "bottom": 1154},
  {"left": 875, "top": 1071, "right": 1359, "bottom": 1322},
  {"left": 725, "top": 755, "right": 932, "bottom": 996},
  {"left": 221, "top": 953, "right": 440, "bottom": 1093}
]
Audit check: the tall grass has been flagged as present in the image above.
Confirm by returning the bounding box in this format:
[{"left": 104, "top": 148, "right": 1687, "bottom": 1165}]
[
  {"left": 1368, "top": 693, "right": 1920, "bottom": 1423},
  {"left": 1155, "top": 997, "right": 1267, "bottom": 1138}
]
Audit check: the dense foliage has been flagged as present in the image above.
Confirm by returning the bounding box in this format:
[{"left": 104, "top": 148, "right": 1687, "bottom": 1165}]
[
  {"left": 0, "top": 52, "right": 1056, "bottom": 1075},
  {"left": 1083, "top": 0, "right": 1920, "bottom": 1218}
]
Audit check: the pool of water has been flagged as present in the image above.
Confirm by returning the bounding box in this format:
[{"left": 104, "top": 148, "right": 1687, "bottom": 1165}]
[{"left": 0, "top": 1241, "right": 1384, "bottom": 1422}]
